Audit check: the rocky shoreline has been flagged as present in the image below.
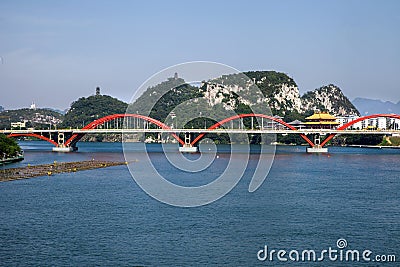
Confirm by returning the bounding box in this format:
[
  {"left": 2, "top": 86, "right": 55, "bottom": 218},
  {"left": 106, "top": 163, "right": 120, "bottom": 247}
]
[
  {"left": 0, "top": 154, "right": 24, "bottom": 165},
  {"left": 0, "top": 160, "right": 127, "bottom": 182}
]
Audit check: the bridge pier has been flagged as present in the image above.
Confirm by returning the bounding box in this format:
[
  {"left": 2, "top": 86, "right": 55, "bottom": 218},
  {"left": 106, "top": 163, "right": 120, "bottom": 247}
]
[
  {"left": 51, "top": 132, "right": 78, "bottom": 152},
  {"left": 52, "top": 146, "right": 77, "bottom": 152},
  {"left": 178, "top": 133, "right": 198, "bottom": 153},
  {"left": 306, "top": 146, "right": 328, "bottom": 153},
  {"left": 306, "top": 134, "right": 328, "bottom": 153}
]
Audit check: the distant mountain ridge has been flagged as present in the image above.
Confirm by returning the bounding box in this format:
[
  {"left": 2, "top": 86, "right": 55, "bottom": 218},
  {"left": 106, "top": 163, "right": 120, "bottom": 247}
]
[{"left": 352, "top": 97, "right": 400, "bottom": 115}]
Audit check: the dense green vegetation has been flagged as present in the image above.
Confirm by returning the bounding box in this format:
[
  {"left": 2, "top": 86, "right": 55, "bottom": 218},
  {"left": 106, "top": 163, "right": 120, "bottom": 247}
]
[
  {"left": 276, "top": 134, "right": 387, "bottom": 146},
  {"left": 277, "top": 134, "right": 308, "bottom": 145},
  {"left": 381, "top": 136, "right": 400, "bottom": 146},
  {"left": 244, "top": 71, "right": 297, "bottom": 98},
  {"left": 0, "top": 134, "right": 21, "bottom": 158},
  {"left": 331, "top": 134, "right": 384, "bottom": 146},
  {"left": 60, "top": 95, "right": 128, "bottom": 128},
  {"left": 0, "top": 108, "right": 63, "bottom": 130}
]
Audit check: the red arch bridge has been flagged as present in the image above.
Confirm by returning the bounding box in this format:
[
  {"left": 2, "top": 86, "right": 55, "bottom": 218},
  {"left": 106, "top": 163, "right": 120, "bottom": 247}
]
[{"left": 2, "top": 113, "right": 400, "bottom": 153}]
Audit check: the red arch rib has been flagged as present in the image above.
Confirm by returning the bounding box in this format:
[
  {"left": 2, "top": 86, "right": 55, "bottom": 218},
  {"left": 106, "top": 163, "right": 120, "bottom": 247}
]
[
  {"left": 8, "top": 133, "right": 58, "bottom": 146},
  {"left": 190, "top": 113, "right": 315, "bottom": 147},
  {"left": 64, "top": 114, "right": 185, "bottom": 146},
  {"left": 320, "top": 114, "right": 400, "bottom": 147}
]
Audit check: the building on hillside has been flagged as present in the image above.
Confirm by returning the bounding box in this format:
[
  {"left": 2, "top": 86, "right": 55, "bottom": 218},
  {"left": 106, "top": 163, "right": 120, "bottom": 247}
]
[
  {"left": 305, "top": 112, "right": 339, "bottom": 129},
  {"left": 11, "top": 121, "right": 26, "bottom": 129},
  {"left": 30, "top": 101, "right": 36, "bottom": 110}
]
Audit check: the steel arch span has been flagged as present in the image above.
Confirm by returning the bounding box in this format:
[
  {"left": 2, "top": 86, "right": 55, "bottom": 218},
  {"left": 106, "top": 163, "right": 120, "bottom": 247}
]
[
  {"left": 190, "top": 113, "right": 315, "bottom": 147},
  {"left": 65, "top": 113, "right": 185, "bottom": 147},
  {"left": 320, "top": 114, "right": 400, "bottom": 147},
  {"left": 8, "top": 133, "right": 58, "bottom": 146}
]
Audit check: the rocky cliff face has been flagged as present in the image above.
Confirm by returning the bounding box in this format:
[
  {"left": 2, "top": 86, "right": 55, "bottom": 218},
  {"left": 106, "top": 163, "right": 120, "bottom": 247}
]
[
  {"left": 301, "top": 84, "right": 359, "bottom": 116},
  {"left": 131, "top": 71, "right": 360, "bottom": 121},
  {"left": 201, "top": 71, "right": 359, "bottom": 116},
  {"left": 270, "top": 84, "right": 302, "bottom": 113}
]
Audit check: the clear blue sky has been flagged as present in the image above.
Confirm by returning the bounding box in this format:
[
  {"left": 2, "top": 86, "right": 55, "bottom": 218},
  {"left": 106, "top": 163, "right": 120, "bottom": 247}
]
[{"left": 1, "top": 0, "right": 399, "bottom": 110}]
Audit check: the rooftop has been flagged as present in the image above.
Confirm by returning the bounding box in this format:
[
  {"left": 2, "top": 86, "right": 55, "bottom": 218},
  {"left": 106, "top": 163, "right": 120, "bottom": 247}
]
[
  {"left": 304, "top": 121, "right": 339, "bottom": 125},
  {"left": 288, "top": 119, "right": 304, "bottom": 125},
  {"left": 305, "top": 112, "right": 337, "bottom": 121}
]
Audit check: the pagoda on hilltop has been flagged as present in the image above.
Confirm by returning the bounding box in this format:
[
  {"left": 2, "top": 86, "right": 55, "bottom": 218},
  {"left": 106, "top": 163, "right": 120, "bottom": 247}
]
[{"left": 305, "top": 112, "right": 339, "bottom": 129}]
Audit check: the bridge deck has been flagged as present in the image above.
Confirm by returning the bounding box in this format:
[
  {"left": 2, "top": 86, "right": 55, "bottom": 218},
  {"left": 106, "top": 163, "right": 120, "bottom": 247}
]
[{"left": 1, "top": 128, "right": 399, "bottom": 135}]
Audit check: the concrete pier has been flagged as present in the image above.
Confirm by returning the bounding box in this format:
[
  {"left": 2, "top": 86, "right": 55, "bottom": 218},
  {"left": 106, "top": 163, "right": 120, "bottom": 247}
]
[
  {"left": 52, "top": 146, "right": 78, "bottom": 152},
  {"left": 306, "top": 146, "right": 328, "bottom": 153},
  {"left": 179, "top": 146, "right": 198, "bottom": 153}
]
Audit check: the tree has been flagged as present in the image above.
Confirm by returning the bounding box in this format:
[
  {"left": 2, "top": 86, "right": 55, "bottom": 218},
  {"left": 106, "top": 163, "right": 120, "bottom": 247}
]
[{"left": 0, "top": 134, "right": 22, "bottom": 158}]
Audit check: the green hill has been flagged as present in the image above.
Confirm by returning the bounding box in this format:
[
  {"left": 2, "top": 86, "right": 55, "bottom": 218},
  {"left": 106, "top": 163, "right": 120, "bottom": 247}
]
[
  {"left": 129, "top": 71, "right": 360, "bottom": 144},
  {"left": 130, "top": 71, "right": 359, "bottom": 123},
  {"left": 60, "top": 94, "right": 128, "bottom": 128},
  {"left": 0, "top": 108, "right": 63, "bottom": 130}
]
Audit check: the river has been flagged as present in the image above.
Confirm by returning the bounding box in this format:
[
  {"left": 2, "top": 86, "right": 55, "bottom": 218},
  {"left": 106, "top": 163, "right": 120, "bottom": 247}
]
[{"left": 0, "top": 141, "right": 399, "bottom": 266}]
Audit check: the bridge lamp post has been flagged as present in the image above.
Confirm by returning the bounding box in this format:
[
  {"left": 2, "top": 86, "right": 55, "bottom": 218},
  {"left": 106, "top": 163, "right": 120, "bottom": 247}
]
[
  {"left": 136, "top": 111, "right": 138, "bottom": 129},
  {"left": 171, "top": 112, "right": 176, "bottom": 129},
  {"left": 199, "top": 112, "right": 206, "bottom": 129}
]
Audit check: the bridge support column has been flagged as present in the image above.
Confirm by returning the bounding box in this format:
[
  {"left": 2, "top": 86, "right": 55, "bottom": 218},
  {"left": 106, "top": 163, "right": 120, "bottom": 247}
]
[
  {"left": 52, "top": 132, "right": 78, "bottom": 152},
  {"left": 52, "top": 146, "right": 76, "bottom": 152},
  {"left": 306, "top": 134, "right": 328, "bottom": 153},
  {"left": 57, "top": 132, "right": 65, "bottom": 146},
  {"left": 179, "top": 133, "right": 198, "bottom": 153}
]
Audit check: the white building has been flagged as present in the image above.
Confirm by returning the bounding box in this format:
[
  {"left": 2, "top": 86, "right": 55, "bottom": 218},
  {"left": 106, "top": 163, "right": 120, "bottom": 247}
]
[
  {"left": 30, "top": 101, "right": 36, "bottom": 110},
  {"left": 388, "top": 118, "right": 400, "bottom": 130},
  {"left": 376, "top": 117, "right": 387, "bottom": 130},
  {"left": 336, "top": 115, "right": 361, "bottom": 129},
  {"left": 11, "top": 121, "right": 26, "bottom": 128},
  {"left": 336, "top": 115, "right": 398, "bottom": 130}
]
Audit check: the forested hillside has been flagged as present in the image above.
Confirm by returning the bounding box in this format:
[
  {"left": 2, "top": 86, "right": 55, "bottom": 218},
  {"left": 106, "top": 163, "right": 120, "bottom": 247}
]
[{"left": 60, "top": 94, "right": 128, "bottom": 128}]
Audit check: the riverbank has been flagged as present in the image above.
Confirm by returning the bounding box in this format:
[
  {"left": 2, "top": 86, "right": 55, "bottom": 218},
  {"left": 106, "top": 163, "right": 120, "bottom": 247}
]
[
  {"left": 346, "top": 144, "right": 400, "bottom": 149},
  {"left": 0, "top": 160, "right": 127, "bottom": 182},
  {"left": 0, "top": 154, "right": 24, "bottom": 165}
]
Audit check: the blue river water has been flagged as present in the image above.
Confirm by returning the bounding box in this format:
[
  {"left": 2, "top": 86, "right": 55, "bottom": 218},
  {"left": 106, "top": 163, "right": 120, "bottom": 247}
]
[{"left": 0, "top": 141, "right": 399, "bottom": 266}]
